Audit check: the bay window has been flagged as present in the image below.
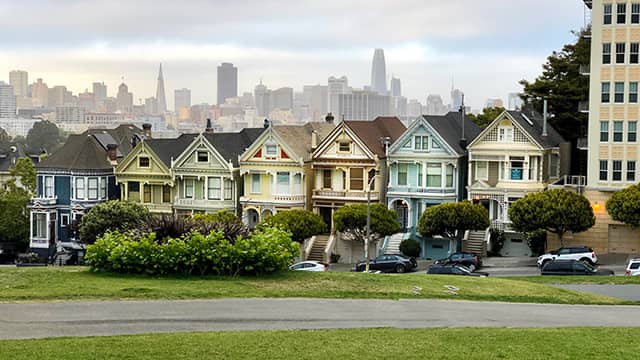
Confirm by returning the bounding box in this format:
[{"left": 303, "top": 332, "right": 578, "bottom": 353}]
[
  {"left": 208, "top": 177, "right": 221, "bottom": 199},
  {"left": 426, "top": 163, "right": 441, "bottom": 187}
]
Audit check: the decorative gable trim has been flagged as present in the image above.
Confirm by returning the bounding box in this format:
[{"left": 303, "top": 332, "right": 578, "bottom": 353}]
[
  {"left": 173, "top": 133, "right": 232, "bottom": 171},
  {"left": 239, "top": 126, "right": 302, "bottom": 164},
  {"left": 467, "top": 111, "right": 544, "bottom": 150},
  {"left": 115, "top": 141, "right": 171, "bottom": 176},
  {"left": 312, "top": 122, "right": 376, "bottom": 160},
  {"left": 388, "top": 116, "right": 458, "bottom": 157}
]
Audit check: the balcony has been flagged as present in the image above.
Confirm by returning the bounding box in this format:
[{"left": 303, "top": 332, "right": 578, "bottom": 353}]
[
  {"left": 144, "top": 203, "right": 173, "bottom": 214},
  {"left": 578, "top": 101, "right": 589, "bottom": 113},
  {"left": 30, "top": 196, "right": 57, "bottom": 207},
  {"left": 579, "top": 64, "right": 590, "bottom": 75},
  {"left": 313, "top": 189, "right": 379, "bottom": 201},
  {"left": 548, "top": 175, "right": 587, "bottom": 194},
  {"left": 491, "top": 219, "right": 514, "bottom": 232},
  {"left": 174, "top": 198, "right": 234, "bottom": 209},
  {"left": 387, "top": 186, "right": 456, "bottom": 196},
  {"left": 273, "top": 194, "right": 305, "bottom": 203}
]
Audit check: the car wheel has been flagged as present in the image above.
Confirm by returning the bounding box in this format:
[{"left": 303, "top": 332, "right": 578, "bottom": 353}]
[
  {"left": 395, "top": 264, "right": 406, "bottom": 273},
  {"left": 541, "top": 259, "right": 550, "bottom": 269},
  {"left": 467, "top": 264, "right": 476, "bottom": 272},
  {"left": 580, "top": 258, "right": 593, "bottom": 266}
]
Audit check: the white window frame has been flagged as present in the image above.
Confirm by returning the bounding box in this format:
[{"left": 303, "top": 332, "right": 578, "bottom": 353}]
[
  {"left": 207, "top": 177, "right": 221, "bottom": 199},
  {"left": 476, "top": 161, "right": 488, "bottom": 181},
  {"left": 224, "top": 179, "right": 233, "bottom": 200},
  {"left": 292, "top": 174, "right": 302, "bottom": 194},
  {"left": 87, "top": 177, "right": 98, "bottom": 200},
  {"left": 61, "top": 213, "right": 70, "bottom": 227},
  {"left": 185, "top": 178, "right": 194, "bottom": 199},
  {"left": 100, "top": 177, "right": 107, "bottom": 199},
  {"left": 265, "top": 145, "right": 278, "bottom": 157},
  {"left": 426, "top": 163, "right": 442, "bottom": 188},
  {"left": 75, "top": 177, "right": 85, "bottom": 200},
  {"left": 32, "top": 212, "right": 48, "bottom": 239},
  {"left": 251, "top": 173, "right": 261, "bottom": 194},
  {"left": 414, "top": 135, "right": 429, "bottom": 151},
  {"left": 138, "top": 156, "right": 150, "bottom": 168},
  {"left": 44, "top": 176, "right": 54, "bottom": 198},
  {"left": 276, "top": 172, "right": 290, "bottom": 195},
  {"left": 498, "top": 126, "right": 513, "bottom": 142},
  {"left": 397, "top": 163, "right": 408, "bottom": 186},
  {"left": 197, "top": 151, "right": 209, "bottom": 163}
]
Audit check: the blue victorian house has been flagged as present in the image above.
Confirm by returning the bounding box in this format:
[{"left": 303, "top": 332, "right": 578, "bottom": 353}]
[{"left": 385, "top": 112, "right": 480, "bottom": 259}]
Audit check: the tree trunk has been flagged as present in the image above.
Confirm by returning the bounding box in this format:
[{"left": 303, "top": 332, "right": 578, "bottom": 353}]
[{"left": 557, "top": 232, "right": 564, "bottom": 247}]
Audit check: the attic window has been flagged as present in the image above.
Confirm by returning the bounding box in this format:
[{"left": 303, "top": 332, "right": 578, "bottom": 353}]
[
  {"left": 139, "top": 157, "right": 150, "bottom": 167},
  {"left": 338, "top": 141, "right": 351, "bottom": 152},
  {"left": 414, "top": 136, "right": 429, "bottom": 150},
  {"left": 265, "top": 145, "right": 277, "bottom": 157},
  {"left": 498, "top": 127, "right": 513, "bottom": 142},
  {"left": 197, "top": 151, "right": 208, "bottom": 163}
]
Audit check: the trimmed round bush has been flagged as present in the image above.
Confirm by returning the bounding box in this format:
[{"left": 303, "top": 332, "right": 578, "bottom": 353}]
[{"left": 399, "top": 239, "right": 421, "bottom": 258}]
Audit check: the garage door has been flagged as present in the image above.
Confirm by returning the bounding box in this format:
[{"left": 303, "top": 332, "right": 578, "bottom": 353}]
[
  {"left": 500, "top": 235, "right": 530, "bottom": 257},
  {"left": 608, "top": 224, "right": 640, "bottom": 254},
  {"left": 423, "top": 238, "right": 450, "bottom": 260}
]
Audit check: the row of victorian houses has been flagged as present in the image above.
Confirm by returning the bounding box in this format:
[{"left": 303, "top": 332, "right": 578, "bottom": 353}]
[{"left": 28, "top": 109, "right": 570, "bottom": 262}]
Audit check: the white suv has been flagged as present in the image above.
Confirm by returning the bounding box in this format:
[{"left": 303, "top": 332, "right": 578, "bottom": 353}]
[
  {"left": 625, "top": 258, "right": 640, "bottom": 276},
  {"left": 537, "top": 246, "right": 598, "bottom": 268}
]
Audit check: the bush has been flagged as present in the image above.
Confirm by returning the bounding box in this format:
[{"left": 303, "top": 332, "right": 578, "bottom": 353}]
[
  {"left": 79, "top": 201, "right": 150, "bottom": 244},
  {"left": 192, "top": 210, "right": 249, "bottom": 243},
  {"left": 489, "top": 229, "right": 506, "bottom": 256},
  {"left": 85, "top": 226, "right": 298, "bottom": 276},
  {"left": 146, "top": 214, "right": 195, "bottom": 242},
  {"left": 526, "top": 229, "right": 547, "bottom": 256},
  {"left": 399, "top": 239, "right": 421, "bottom": 258},
  {"left": 256, "top": 210, "right": 327, "bottom": 243}
]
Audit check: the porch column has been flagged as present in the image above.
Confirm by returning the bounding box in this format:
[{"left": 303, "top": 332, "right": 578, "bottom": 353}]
[
  {"left": 524, "top": 155, "right": 530, "bottom": 181},
  {"left": 220, "top": 177, "right": 224, "bottom": 201},
  {"left": 422, "top": 162, "right": 427, "bottom": 188}
]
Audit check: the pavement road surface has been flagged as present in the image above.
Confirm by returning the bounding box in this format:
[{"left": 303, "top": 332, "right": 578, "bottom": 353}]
[{"left": 2, "top": 298, "right": 640, "bottom": 340}]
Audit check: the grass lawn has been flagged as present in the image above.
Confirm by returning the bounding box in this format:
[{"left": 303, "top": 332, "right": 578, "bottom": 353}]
[
  {"left": 1, "top": 328, "right": 638, "bottom": 360},
  {"left": 0, "top": 267, "right": 631, "bottom": 304},
  {"left": 519, "top": 275, "right": 640, "bottom": 285}
]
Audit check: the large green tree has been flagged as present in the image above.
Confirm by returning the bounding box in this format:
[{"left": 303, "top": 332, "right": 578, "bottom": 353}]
[
  {"left": 606, "top": 184, "right": 640, "bottom": 227},
  {"left": 509, "top": 189, "right": 594, "bottom": 247},
  {"left": 9, "top": 157, "right": 36, "bottom": 194},
  {"left": 25, "top": 120, "right": 66, "bottom": 154},
  {"left": 333, "top": 203, "right": 400, "bottom": 243},
  {"left": 79, "top": 200, "right": 150, "bottom": 244},
  {"left": 0, "top": 162, "right": 33, "bottom": 249},
  {"left": 418, "top": 201, "right": 489, "bottom": 249},
  {"left": 519, "top": 30, "right": 590, "bottom": 142},
  {"left": 256, "top": 210, "right": 327, "bottom": 243},
  {"left": 468, "top": 107, "right": 506, "bottom": 129}
]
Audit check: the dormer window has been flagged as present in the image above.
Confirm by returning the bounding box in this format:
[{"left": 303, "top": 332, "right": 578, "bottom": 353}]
[
  {"left": 139, "top": 157, "right": 150, "bottom": 167},
  {"left": 498, "top": 127, "right": 513, "bottom": 142},
  {"left": 197, "top": 151, "right": 208, "bottom": 163},
  {"left": 414, "top": 136, "right": 429, "bottom": 151},
  {"left": 265, "top": 144, "right": 277, "bottom": 157},
  {"left": 338, "top": 141, "right": 351, "bottom": 152}
]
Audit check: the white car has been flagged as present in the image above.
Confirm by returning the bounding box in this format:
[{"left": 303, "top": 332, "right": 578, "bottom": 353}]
[
  {"left": 537, "top": 246, "right": 598, "bottom": 268},
  {"left": 289, "top": 261, "right": 329, "bottom": 272},
  {"left": 625, "top": 258, "right": 640, "bottom": 276}
]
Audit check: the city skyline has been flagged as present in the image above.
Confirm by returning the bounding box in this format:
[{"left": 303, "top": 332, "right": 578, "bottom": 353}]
[{"left": 0, "top": 1, "right": 585, "bottom": 110}]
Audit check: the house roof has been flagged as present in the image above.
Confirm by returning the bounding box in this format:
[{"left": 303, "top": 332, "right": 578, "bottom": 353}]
[
  {"left": 0, "top": 142, "right": 27, "bottom": 173},
  {"left": 421, "top": 112, "right": 482, "bottom": 155},
  {"left": 273, "top": 122, "right": 335, "bottom": 161},
  {"left": 36, "top": 124, "right": 144, "bottom": 171},
  {"left": 203, "top": 127, "right": 265, "bottom": 167},
  {"left": 344, "top": 117, "right": 406, "bottom": 158},
  {"left": 506, "top": 110, "right": 566, "bottom": 148},
  {"left": 144, "top": 134, "right": 197, "bottom": 167}
]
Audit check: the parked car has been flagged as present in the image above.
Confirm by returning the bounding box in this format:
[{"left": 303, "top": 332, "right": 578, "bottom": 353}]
[
  {"left": 625, "top": 258, "right": 640, "bottom": 276},
  {"left": 289, "top": 261, "right": 329, "bottom": 272},
  {"left": 537, "top": 246, "right": 598, "bottom": 268},
  {"left": 540, "top": 259, "right": 614, "bottom": 276},
  {"left": 427, "top": 264, "right": 489, "bottom": 277},
  {"left": 434, "top": 252, "right": 482, "bottom": 271},
  {"left": 355, "top": 254, "right": 418, "bottom": 273}
]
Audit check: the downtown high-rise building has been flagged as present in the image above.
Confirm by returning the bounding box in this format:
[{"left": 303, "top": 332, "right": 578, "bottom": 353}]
[
  {"left": 425, "top": 94, "right": 447, "bottom": 115},
  {"left": 508, "top": 93, "right": 524, "bottom": 110},
  {"left": 328, "top": 76, "right": 350, "bottom": 116},
  {"left": 485, "top": 98, "right": 504, "bottom": 108},
  {"left": 9, "top": 70, "right": 28, "bottom": 97},
  {"left": 272, "top": 87, "right": 293, "bottom": 110},
  {"left": 254, "top": 81, "right": 271, "bottom": 117},
  {"left": 0, "top": 81, "right": 16, "bottom": 118},
  {"left": 116, "top": 82, "right": 133, "bottom": 112},
  {"left": 333, "top": 89, "right": 391, "bottom": 121},
  {"left": 302, "top": 85, "right": 328, "bottom": 120},
  {"left": 450, "top": 88, "right": 464, "bottom": 111},
  {"left": 93, "top": 82, "right": 107, "bottom": 103},
  {"left": 174, "top": 88, "right": 191, "bottom": 111},
  {"left": 32, "top": 78, "right": 48, "bottom": 107},
  {"left": 217, "top": 62, "right": 238, "bottom": 105},
  {"left": 156, "top": 63, "right": 167, "bottom": 113},
  {"left": 390, "top": 76, "right": 401, "bottom": 97},
  {"left": 370, "top": 49, "right": 388, "bottom": 95}
]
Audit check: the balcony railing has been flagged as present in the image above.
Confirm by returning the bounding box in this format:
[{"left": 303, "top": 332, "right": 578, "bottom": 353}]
[
  {"left": 144, "top": 203, "right": 173, "bottom": 213},
  {"left": 490, "top": 220, "right": 514, "bottom": 232},
  {"left": 387, "top": 186, "right": 456, "bottom": 195},
  {"left": 273, "top": 194, "right": 305, "bottom": 202},
  {"left": 174, "top": 198, "right": 234, "bottom": 208},
  {"left": 578, "top": 101, "right": 589, "bottom": 113},
  {"left": 30, "top": 196, "right": 57, "bottom": 206},
  {"left": 313, "top": 189, "right": 379, "bottom": 200},
  {"left": 579, "top": 64, "right": 590, "bottom": 75}
]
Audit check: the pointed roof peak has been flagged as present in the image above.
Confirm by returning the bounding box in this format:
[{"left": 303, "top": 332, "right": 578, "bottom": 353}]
[{"left": 158, "top": 63, "right": 163, "bottom": 79}]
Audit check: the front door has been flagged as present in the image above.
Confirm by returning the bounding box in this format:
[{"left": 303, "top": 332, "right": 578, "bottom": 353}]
[
  {"left": 395, "top": 202, "right": 408, "bottom": 231},
  {"left": 319, "top": 207, "right": 332, "bottom": 232}
]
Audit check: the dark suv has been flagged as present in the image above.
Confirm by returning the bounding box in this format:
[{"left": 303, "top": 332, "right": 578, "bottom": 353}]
[
  {"left": 541, "top": 259, "right": 614, "bottom": 276},
  {"left": 434, "top": 252, "right": 482, "bottom": 271}
]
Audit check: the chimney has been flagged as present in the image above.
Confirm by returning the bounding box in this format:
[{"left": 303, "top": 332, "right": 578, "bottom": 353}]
[
  {"left": 106, "top": 143, "right": 118, "bottom": 162},
  {"left": 142, "top": 123, "right": 152, "bottom": 138},
  {"left": 205, "top": 118, "right": 214, "bottom": 133},
  {"left": 311, "top": 130, "right": 318, "bottom": 150},
  {"left": 131, "top": 134, "right": 139, "bottom": 148},
  {"left": 263, "top": 118, "right": 270, "bottom": 128},
  {"left": 542, "top": 98, "right": 548, "bottom": 137},
  {"left": 325, "top": 112, "right": 335, "bottom": 124}
]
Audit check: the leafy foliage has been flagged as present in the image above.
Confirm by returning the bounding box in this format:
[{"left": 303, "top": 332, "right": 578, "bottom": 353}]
[
  {"left": 25, "top": 120, "right": 66, "bottom": 154},
  {"left": 192, "top": 210, "right": 249, "bottom": 243},
  {"left": 489, "top": 229, "right": 506, "bottom": 256},
  {"left": 606, "top": 184, "right": 640, "bottom": 227},
  {"left": 418, "top": 201, "right": 490, "bottom": 240},
  {"left": 79, "top": 200, "right": 150, "bottom": 244},
  {"left": 525, "top": 229, "right": 547, "bottom": 257},
  {"left": 333, "top": 203, "right": 400, "bottom": 242},
  {"left": 509, "top": 189, "right": 594, "bottom": 246},
  {"left": 399, "top": 239, "right": 421, "bottom": 258},
  {"left": 0, "top": 161, "right": 33, "bottom": 249},
  {"left": 146, "top": 214, "right": 195, "bottom": 242},
  {"left": 9, "top": 157, "right": 36, "bottom": 194},
  {"left": 467, "top": 107, "right": 506, "bottom": 129},
  {"left": 256, "top": 210, "right": 327, "bottom": 243}
]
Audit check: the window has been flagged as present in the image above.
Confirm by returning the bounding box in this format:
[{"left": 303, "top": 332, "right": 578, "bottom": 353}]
[
  {"left": 100, "top": 177, "right": 107, "bottom": 199},
  {"left": 615, "top": 82, "right": 624, "bottom": 103},
  {"left": 265, "top": 144, "right": 277, "bottom": 157},
  {"left": 499, "top": 127, "right": 513, "bottom": 142},
  {"left": 631, "top": 82, "right": 639, "bottom": 102},
  {"left": 549, "top": 154, "right": 559, "bottom": 178},
  {"left": 75, "top": 177, "right": 85, "bottom": 200},
  {"left": 32, "top": 213, "right": 47, "bottom": 239},
  {"left": 87, "top": 177, "right": 98, "bottom": 200},
  {"left": 197, "top": 151, "right": 208, "bottom": 163},
  {"left": 613, "top": 160, "right": 623, "bottom": 181},
  {"left": 634, "top": 3, "right": 640, "bottom": 23},
  {"left": 185, "top": 179, "right": 194, "bottom": 198},
  {"left": 604, "top": 3, "right": 612, "bottom": 24},
  {"left": 349, "top": 168, "right": 364, "bottom": 190},
  {"left": 602, "top": 82, "right": 611, "bottom": 103},
  {"left": 44, "top": 176, "right": 54, "bottom": 198},
  {"left": 476, "top": 161, "right": 488, "bottom": 180},
  {"left": 138, "top": 157, "right": 150, "bottom": 167},
  {"left": 616, "top": 43, "right": 626, "bottom": 64},
  {"left": 143, "top": 184, "right": 151, "bottom": 202},
  {"left": 417, "top": 163, "right": 423, "bottom": 186},
  {"left": 510, "top": 157, "right": 524, "bottom": 180},
  {"left": 628, "top": 161, "right": 636, "bottom": 181},
  {"left": 629, "top": 121, "right": 637, "bottom": 141},
  {"left": 224, "top": 179, "right": 233, "bottom": 200},
  {"left": 613, "top": 121, "right": 624, "bottom": 142},
  {"left": 128, "top": 181, "right": 140, "bottom": 192},
  {"left": 414, "top": 135, "right": 428, "bottom": 150},
  {"left": 276, "top": 172, "right": 290, "bottom": 194},
  {"left": 603, "top": 43, "right": 612, "bottom": 64},
  {"left": 251, "top": 173, "right": 261, "bottom": 193},
  {"left": 426, "top": 163, "right": 442, "bottom": 187},
  {"left": 338, "top": 142, "right": 351, "bottom": 152},
  {"left": 208, "top": 177, "right": 221, "bottom": 199},
  {"left": 292, "top": 174, "right": 301, "bottom": 194},
  {"left": 446, "top": 164, "right": 454, "bottom": 187},
  {"left": 61, "top": 214, "right": 69, "bottom": 227},
  {"left": 618, "top": 2, "right": 627, "bottom": 24},
  {"left": 162, "top": 184, "right": 171, "bottom": 203},
  {"left": 322, "top": 169, "right": 332, "bottom": 189},
  {"left": 397, "top": 163, "right": 408, "bottom": 186},
  {"left": 632, "top": 43, "right": 639, "bottom": 64},
  {"left": 600, "top": 160, "right": 608, "bottom": 181}
]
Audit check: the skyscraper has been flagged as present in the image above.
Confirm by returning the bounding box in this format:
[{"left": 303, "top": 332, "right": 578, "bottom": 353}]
[
  {"left": 390, "top": 76, "right": 401, "bottom": 97},
  {"left": 254, "top": 81, "right": 271, "bottom": 117},
  {"left": 272, "top": 87, "right": 293, "bottom": 110},
  {"left": 328, "top": 76, "right": 350, "bottom": 116},
  {"left": 370, "top": 49, "right": 388, "bottom": 95},
  {"left": 425, "top": 95, "right": 447, "bottom": 115},
  {"left": 217, "top": 62, "right": 238, "bottom": 105},
  {"left": 174, "top": 88, "right": 191, "bottom": 111},
  {"left": 450, "top": 88, "right": 464, "bottom": 111},
  {"left": 93, "top": 82, "right": 107, "bottom": 103},
  {"left": 9, "top": 70, "right": 28, "bottom": 97},
  {"left": 156, "top": 63, "right": 167, "bottom": 113},
  {"left": 116, "top": 82, "right": 133, "bottom": 112},
  {"left": 32, "top": 78, "right": 48, "bottom": 107},
  {"left": 0, "top": 81, "right": 16, "bottom": 118}
]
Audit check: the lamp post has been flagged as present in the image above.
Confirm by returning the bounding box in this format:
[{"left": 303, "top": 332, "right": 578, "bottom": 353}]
[{"left": 365, "top": 174, "right": 379, "bottom": 272}]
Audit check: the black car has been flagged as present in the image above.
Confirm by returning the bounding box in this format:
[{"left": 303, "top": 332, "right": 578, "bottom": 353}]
[
  {"left": 434, "top": 252, "right": 482, "bottom": 271},
  {"left": 355, "top": 254, "right": 417, "bottom": 273},
  {"left": 427, "top": 264, "right": 489, "bottom": 277},
  {"left": 541, "top": 259, "right": 615, "bottom": 276}
]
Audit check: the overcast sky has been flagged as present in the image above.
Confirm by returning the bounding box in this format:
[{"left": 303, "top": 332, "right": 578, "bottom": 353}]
[{"left": 0, "top": 0, "right": 587, "bottom": 110}]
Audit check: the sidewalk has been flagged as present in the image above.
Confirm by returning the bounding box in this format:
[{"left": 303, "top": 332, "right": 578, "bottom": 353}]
[{"left": 482, "top": 256, "right": 537, "bottom": 268}]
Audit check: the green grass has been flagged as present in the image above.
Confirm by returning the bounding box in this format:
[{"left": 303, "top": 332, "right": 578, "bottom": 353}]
[
  {"left": 0, "top": 267, "right": 630, "bottom": 304},
  {"left": 519, "top": 275, "right": 640, "bottom": 285},
  {"left": 1, "top": 328, "right": 639, "bottom": 360}
]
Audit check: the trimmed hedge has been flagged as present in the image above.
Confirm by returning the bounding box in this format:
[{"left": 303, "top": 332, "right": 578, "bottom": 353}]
[{"left": 85, "top": 226, "right": 299, "bottom": 276}]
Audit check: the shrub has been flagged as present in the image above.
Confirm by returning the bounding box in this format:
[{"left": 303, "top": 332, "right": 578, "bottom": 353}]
[
  {"left": 79, "top": 201, "right": 150, "bottom": 244},
  {"left": 526, "top": 229, "right": 547, "bottom": 256},
  {"left": 489, "top": 229, "right": 506, "bottom": 256},
  {"left": 146, "top": 214, "right": 196, "bottom": 242},
  {"left": 399, "top": 239, "right": 421, "bottom": 258},
  {"left": 192, "top": 210, "right": 249, "bottom": 243},
  {"left": 256, "top": 210, "right": 327, "bottom": 243}
]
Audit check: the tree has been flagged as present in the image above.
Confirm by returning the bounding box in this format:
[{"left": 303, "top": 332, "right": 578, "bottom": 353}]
[
  {"left": 333, "top": 203, "right": 400, "bottom": 243},
  {"left": 79, "top": 200, "right": 150, "bottom": 244},
  {"left": 191, "top": 210, "right": 249, "bottom": 243},
  {"left": 25, "top": 120, "right": 66, "bottom": 154},
  {"left": 467, "top": 107, "right": 505, "bottom": 129},
  {"left": 509, "top": 189, "right": 594, "bottom": 247},
  {"left": 418, "top": 201, "right": 489, "bottom": 249},
  {"left": 256, "top": 209, "right": 327, "bottom": 243},
  {"left": 0, "top": 163, "right": 32, "bottom": 249},
  {"left": 9, "top": 157, "right": 36, "bottom": 194},
  {"left": 606, "top": 184, "right": 640, "bottom": 227},
  {"left": 519, "top": 30, "right": 590, "bottom": 142}
]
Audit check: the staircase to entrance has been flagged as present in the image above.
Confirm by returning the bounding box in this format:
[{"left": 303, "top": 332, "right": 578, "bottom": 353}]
[
  {"left": 463, "top": 230, "right": 487, "bottom": 257},
  {"left": 385, "top": 233, "right": 408, "bottom": 255},
  {"left": 307, "top": 235, "right": 330, "bottom": 262}
]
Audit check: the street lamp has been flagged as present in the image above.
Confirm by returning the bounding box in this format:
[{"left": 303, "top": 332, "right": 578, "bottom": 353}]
[{"left": 365, "top": 172, "right": 380, "bottom": 272}]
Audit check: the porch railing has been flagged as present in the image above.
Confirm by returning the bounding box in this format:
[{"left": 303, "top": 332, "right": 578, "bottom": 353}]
[
  {"left": 490, "top": 220, "right": 513, "bottom": 232},
  {"left": 313, "top": 190, "right": 379, "bottom": 200}
]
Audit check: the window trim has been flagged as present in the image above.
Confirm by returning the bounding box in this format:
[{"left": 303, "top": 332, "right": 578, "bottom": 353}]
[
  {"left": 476, "top": 161, "right": 488, "bottom": 181},
  {"left": 276, "top": 172, "right": 290, "bottom": 195},
  {"left": 602, "top": 82, "right": 611, "bottom": 103},
  {"left": 633, "top": 3, "right": 640, "bottom": 23},
  {"left": 618, "top": 2, "right": 627, "bottom": 24},
  {"left": 603, "top": 43, "right": 612, "bottom": 64},
  {"left": 251, "top": 173, "right": 261, "bottom": 194},
  {"left": 185, "top": 178, "right": 194, "bottom": 199},
  {"left": 143, "top": 184, "right": 152, "bottom": 203},
  {"left": 87, "top": 177, "right": 98, "bottom": 200},
  {"left": 397, "top": 163, "right": 408, "bottom": 186},
  {"left": 196, "top": 150, "right": 209, "bottom": 163},
  {"left": 628, "top": 161, "right": 637, "bottom": 181},
  {"left": 138, "top": 156, "right": 150, "bottom": 168},
  {"left": 43, "top": 175, "right": 54, "bottom": 198},
  {"left": 629, "top": 121, "right": 637, "bottom": 142},
  {"left": 599, "top": 160, "right": 608, "bottom": 181},
  {"left": 614, "top": 82, "right": 625, "bottom": 103},
  {"left": 613, "top": 160, "right": 623, "bottom": 181},
  {"left": 616, "top": 42, "right": 626, "bottom": 64},
  {"left": 349, "top": 167, "right": 364, "bottom": 191},
  {"left": 613, "top": 121, "right": 624, "bottom": 142},
  {"left": 61, "top": 213, "right": 69, "bottom": 227},
  {"left": 338, "top": 141, "right": 351, "bottom": 153},
  {"left": 265, "top": 144, "right": 278, "bottom": 157},
  {"left": 207, "top": 177, "right": 221, "bottom": 200},
  {"left": 414, "top": 135, "right": 429, "bottom": 151},
  {"left": 631, "top": 82, "right": 639, "bottom": 103},
  {"left": 604, "top": 3, "right": 613, "bottom": 24},
  {"left": 75, "top": 177, "right": 85, "bottom": 200}
]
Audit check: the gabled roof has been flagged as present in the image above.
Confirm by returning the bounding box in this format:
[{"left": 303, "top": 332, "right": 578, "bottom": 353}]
[
  {"left": 506, "top": 110, "right": 566, "bottom": 148},
  {"left": 273, "top": 122, "right": 335, "bottom": 161},
  {"left": 421, "top": 112, "right": 482, "bottom": 155},
  {"left": 343, "top": 117, "right": 406, "bottom": 158},
  {"left": 144, "top": 134, "right": 197, "bottom": 167},
  {"left": 0, "top": 142, "right": 27, "bottom": 173},
  {"left": 203, "top": 127, "right": 265, "bottom": 167}
]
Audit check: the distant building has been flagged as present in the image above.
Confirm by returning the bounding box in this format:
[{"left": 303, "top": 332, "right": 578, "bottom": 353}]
[
  {"left": 48, "top": 86, "right": 72, "bottom": 107},
  {"left": 425, "top": 94, "right": 447, "bottom": 115},
  {"left": 156, "top": 64, "right": 167, "bottom": 113},
  {"left": 390, "top": 76, "right": 401, "bottom": 97},
  {"left": 328, "top": 76, "right": 350, "bottom": 116},
  {"left": 407, "top": 99, "right": 423, "bottom": 118},
  {"left": 254, "top": 81, "right": 271, "bottom": 117},
  {"left": 92, "top": 82, "right": 107, "bottom": 104},
  {"left": 508, "top": 93, "right": 524, "bottom": 110},
  {"left": 450, "top": 89, "right": 464, "bottom": 111},
  {"left": 333, "top": 89, "right": 391, "bottom": 121},
  {"left": 116, "top": 83, "right": 133, "bottom": 112},
  {"left": 272, "top": 87, "right": 293, "bottom": 110},
  {"left": 0, "top": 81, "right": 16, "bottom": 118},
  {"left": 485, "top": 98, "right": 504, "bottom": 109},
  {"left": 217, "top": 62, "right": 238, "bottom": 105},
  {"left": 78, "top": 90, "right": 95, "bottom": 111},
  {"left": 144, "top": 97, "right": 157, "bottom": 115},
  {"left": 301, "top": 85, "right": 328, "bottom": 120},
  {"left": 370, "top": 49, "right": 388, "bottom": 95},
  {"left": 9, "top": 70, "right": 28, "bottom": 98},
  {"left": 174, "top": 88, "right": 191, "bottom": 112},
  {"left": 32, "top": 78, "right": 49, "bottom": 108}
]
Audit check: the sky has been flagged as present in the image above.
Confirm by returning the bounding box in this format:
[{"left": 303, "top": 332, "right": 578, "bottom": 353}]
[{"left": 0, "top": 0, "right": 588, "bottom": 110}]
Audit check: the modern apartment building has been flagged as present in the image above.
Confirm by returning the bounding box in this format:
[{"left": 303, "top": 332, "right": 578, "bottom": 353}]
[
  {"left": 217, "top": 63, "right": 238, "bottom": 106},
  {"left": 9, "top": 70, "right": 28, "bottom": 98},
  {"left": 0, "top": 81, "right": 16, "bottom": 118}
]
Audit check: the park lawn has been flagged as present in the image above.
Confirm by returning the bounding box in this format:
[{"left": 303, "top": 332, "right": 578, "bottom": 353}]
[
  {"left": 0, "top": 267, "right": 629, "bottom": 304},
  {"left": 520, "top": 275, "right": 640, "bottom": 285},
  {"left": 1, "top": 328, "right": 639, "bottom": 360}
]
